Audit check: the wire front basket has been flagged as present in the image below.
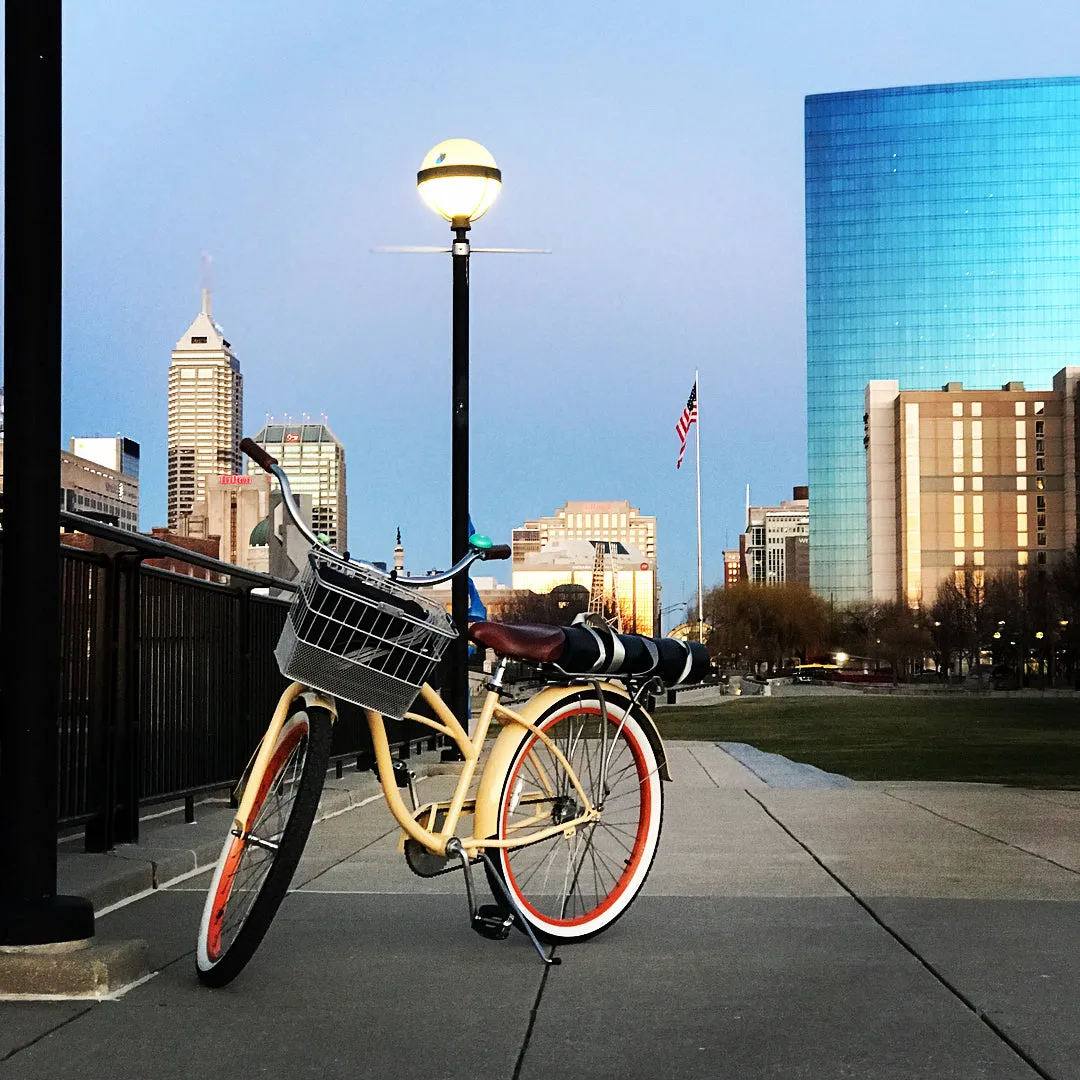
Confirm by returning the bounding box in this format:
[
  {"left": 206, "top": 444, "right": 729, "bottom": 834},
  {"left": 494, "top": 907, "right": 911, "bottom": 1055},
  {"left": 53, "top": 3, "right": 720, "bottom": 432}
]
[{"left": 275, "top": 551, "right": 457, "bottom": 720}]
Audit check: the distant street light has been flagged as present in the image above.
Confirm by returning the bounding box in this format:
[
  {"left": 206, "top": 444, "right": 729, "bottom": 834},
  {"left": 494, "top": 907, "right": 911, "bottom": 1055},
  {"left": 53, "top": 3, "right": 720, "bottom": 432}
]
[{"left": 417, "top": 139, "right": 502, "bottom": 732}]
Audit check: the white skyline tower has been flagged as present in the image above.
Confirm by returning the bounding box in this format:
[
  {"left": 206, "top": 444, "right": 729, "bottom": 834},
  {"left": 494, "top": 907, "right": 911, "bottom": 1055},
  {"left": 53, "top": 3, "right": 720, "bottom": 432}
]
[{"left": 167, "top": 288, "right": 244, "bottom": 528}]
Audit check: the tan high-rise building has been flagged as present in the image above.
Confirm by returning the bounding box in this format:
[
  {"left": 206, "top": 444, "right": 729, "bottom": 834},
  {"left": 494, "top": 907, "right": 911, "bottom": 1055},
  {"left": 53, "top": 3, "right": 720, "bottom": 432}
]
[
  {"left": 865, "top": 370, "right": 1080, "bottom": 606},
  {"left": 167, "top": 289, "right": 243, "bottom": 527},
  {"left": 248, "top": 420, "right": 347, "bottom": 552}
]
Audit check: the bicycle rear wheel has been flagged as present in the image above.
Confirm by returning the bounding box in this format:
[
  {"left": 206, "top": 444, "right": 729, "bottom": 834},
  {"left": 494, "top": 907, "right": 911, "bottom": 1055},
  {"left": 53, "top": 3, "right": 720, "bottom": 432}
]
[
  {"left": 486, "top": 691, "right": 663, "bottom": 943},
  {"left": 196, "top": 702, "right": 332, "bottom": 986}
]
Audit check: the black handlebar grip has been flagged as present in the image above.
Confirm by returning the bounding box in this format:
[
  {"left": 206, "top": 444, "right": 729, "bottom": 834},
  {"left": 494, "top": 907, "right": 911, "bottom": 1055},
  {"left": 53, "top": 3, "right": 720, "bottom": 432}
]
[
  {"left": 240, "top": 437, "right": 278, "bottom": 472},
  {"left": 483, "top": 544, "right": 512, "bottom": 561}
]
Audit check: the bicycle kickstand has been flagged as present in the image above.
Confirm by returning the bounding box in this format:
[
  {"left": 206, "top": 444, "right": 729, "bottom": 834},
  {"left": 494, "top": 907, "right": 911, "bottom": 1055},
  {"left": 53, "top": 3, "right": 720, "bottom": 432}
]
[{"left": 445, "top": 838, "right": 561, "bottom": 967}]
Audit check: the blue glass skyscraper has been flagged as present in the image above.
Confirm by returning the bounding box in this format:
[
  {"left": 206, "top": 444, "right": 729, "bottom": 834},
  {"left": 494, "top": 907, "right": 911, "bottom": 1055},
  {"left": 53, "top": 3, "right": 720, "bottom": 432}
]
[{"left": 806, "top": 77, "right": 1080, "bottom": 603}]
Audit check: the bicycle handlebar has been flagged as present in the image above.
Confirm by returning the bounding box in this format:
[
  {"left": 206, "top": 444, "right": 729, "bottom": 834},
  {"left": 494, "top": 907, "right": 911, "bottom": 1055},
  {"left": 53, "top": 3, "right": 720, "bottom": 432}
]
[
  {"left": 238, "top": 435, "right": 509, "bottom": 586},
  {"left": 240, "top": 437, "right": 278, "bottom": 473}
]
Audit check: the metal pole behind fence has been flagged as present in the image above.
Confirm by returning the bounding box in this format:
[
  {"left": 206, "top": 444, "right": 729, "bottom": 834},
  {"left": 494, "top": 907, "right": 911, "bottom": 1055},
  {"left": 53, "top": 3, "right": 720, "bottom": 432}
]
[{"left": 0, "top": 0, "right": 95, "bottom": 944}]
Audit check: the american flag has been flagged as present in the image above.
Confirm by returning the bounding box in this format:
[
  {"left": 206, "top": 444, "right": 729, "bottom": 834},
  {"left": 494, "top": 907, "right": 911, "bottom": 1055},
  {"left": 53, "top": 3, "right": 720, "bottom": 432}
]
[{"left": 675, "top": 381, "right": 698, "bottom": 469}]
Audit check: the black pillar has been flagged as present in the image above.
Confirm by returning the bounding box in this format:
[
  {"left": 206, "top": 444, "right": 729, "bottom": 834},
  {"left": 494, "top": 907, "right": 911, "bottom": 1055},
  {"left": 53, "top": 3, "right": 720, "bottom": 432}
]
[
  {"left": 0, "top": 0, "right": 95, "bottom": 945},
  {"left": 448, "top": 221, "right": 471, "bottom": 733}
]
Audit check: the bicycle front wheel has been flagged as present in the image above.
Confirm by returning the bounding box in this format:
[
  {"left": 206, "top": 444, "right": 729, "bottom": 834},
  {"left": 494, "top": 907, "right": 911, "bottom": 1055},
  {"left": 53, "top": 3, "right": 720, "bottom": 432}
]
[
  {"left": 196, "top": 702, "right": 332, "bottom": 987},
  {"left": 487, "top": 691, "right": 663, "bottom": 943}
]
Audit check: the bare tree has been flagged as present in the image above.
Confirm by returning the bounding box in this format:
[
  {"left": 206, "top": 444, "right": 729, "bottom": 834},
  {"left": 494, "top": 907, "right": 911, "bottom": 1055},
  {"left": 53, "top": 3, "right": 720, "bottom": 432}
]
[
  {"left": 495, "top": 584, "right": 589, "bottom": 627},
  {"left": 702, "top": 582, "right": 829, "bottom": 673}
]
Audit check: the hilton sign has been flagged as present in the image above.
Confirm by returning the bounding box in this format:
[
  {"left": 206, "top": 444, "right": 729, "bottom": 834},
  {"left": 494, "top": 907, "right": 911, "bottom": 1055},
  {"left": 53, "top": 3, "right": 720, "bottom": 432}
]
[{"left": 219, "top": 474, "right": 253, "bottom": 486}]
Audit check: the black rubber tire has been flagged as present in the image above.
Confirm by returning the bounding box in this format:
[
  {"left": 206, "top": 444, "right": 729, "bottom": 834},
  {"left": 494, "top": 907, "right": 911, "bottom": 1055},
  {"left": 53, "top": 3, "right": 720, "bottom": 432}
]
[
  {"left": 195, "top": 703, "right": 332, "bottom": 987},
  {"left": 484, "top": 689, "right": 664, "bottom": 944}
]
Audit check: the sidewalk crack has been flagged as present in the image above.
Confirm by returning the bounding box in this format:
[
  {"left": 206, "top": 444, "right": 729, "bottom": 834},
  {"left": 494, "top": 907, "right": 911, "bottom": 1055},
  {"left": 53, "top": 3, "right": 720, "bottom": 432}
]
[
  {"left": 746, "top": 789, "right": 1062, "bottom": 1080},
  {"left": 686, "top": 746, "right": 721, "bottom": 787},
  {"left": 1, "top": 1005, "right": 95, "bottom": 1063},
  {"left": 882, "top": 790, "right": 1080, "bottom": 877}
]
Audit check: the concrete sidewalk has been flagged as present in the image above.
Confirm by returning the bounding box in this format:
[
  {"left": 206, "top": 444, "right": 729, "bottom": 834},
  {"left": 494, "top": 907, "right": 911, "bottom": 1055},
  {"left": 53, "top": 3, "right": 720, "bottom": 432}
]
[{"left": 3, "top": 742, "right": 1079, "bottom": 1079}]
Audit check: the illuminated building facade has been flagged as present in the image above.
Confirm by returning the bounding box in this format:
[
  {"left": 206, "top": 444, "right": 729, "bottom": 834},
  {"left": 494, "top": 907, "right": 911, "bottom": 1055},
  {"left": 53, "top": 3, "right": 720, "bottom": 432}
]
[
  {"left": 511, "top": 500, "right": 659, "bottom": 633},
  {"left": 511, "top": 539, "right": 655, "bottom": 635},
  {"left": 866, "top": 370, "right": 1080, "bottom": 606},
  {"left": 806, "top": 77, "right": 1080, "bottom": 602}
]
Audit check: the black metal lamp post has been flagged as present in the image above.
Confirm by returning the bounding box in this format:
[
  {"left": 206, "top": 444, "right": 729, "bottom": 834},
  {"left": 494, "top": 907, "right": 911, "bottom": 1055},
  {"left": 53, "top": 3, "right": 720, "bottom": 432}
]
[
  {"left": 416, "top": 141, "right": 502, "bottom": 732},
  {"left": 0, "top": 0, "right": 95, "bottom": 946}
]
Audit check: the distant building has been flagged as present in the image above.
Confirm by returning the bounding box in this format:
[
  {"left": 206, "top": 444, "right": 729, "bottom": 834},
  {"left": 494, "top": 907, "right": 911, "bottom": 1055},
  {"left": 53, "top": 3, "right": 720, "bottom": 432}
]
[
  {"left": 1, "top": 440, "right": 140, "bottom": 532},
  {"left": 513, "top": 500, "right": 656, "bottom": 564},
  {"left": 512, "top": 500, "right": 659, "bottom": 632},
  {"left": 784, "top": 535, "right": 810, "bottom": 588},
  {"left": 168, "top": 289, "right": 243, "bottom": 528},
  {"left": 70, "top": 436, "right": 140, "bottom": 481},
  {"left": 512, "top": 538, "right": 656, "bottom": 635},
  {"left": 248, "top": 420, "right": 347, "bottom": 552},
  {"left": 722, "top": 549, "right": 741, "bottom": 588},
  {"left": 178, "top": 472, "right": 272, "bottom": 570},
  {"left": 145, "top": 528, "right": 221, "bottom": 581},
  {"left": 61, "top": 448, "right": 140, "bottom": 532},
  {"left": 742, "top": 487, "right": 810, "bottom": 585},
  {"left": 865, "top": 371, "right": 1080, "bottom": 606}
]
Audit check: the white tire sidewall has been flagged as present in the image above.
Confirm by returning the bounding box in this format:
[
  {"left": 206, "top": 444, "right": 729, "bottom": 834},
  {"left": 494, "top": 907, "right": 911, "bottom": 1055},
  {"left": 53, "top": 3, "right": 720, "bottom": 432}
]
[{"left": 498, "top": 696, "right": 662, "bottom": 940}]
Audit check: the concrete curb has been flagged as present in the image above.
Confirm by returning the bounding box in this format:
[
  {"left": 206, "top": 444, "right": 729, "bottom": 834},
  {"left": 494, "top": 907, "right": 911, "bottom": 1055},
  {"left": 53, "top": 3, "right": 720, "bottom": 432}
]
[
  {"left": 57, "top": 752, "right": 451, "bottom": 914},
  {"left": 0, "top": 939, "right": 150, "bottom": 999}
]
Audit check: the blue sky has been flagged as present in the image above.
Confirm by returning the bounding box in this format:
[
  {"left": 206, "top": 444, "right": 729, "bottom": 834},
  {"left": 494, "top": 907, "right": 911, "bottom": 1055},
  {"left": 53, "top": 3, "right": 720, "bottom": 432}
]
[{"left": 40, "top": 1, "right": 1080, "bottom": 618}]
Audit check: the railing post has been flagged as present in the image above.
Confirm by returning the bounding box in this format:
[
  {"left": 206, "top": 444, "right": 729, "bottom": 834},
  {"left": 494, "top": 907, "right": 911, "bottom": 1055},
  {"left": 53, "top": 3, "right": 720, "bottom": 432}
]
[
  {"left": 84, "top": 555, "right": 118, "bottom": 853},
  {"left": 112, "top": 554, "right": 144, "bottom": 844},
  {"left": 230, "top": 577, "right": 254, "bottom": 782}
]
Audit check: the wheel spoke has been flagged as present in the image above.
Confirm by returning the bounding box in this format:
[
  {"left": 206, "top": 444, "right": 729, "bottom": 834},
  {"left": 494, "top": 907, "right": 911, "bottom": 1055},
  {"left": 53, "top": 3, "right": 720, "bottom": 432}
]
[
  {"left": 495, "top": 699, "right": 659, "bottom": 938},
  {"left": 197, "top": 713, "right": 330, "bottom": 983}
]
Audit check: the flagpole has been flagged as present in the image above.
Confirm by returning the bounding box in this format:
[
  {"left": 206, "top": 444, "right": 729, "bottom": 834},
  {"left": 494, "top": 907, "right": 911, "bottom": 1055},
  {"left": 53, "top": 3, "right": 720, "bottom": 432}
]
[{"left": 694, "top": 369, "right": 703, "bottom": 643}]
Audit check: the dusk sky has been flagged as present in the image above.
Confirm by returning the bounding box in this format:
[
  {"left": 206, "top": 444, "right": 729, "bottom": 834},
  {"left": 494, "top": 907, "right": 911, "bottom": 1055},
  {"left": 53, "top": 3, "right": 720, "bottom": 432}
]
[{"left": 42, "top": 1, "right": 1080, "bottom": 617}]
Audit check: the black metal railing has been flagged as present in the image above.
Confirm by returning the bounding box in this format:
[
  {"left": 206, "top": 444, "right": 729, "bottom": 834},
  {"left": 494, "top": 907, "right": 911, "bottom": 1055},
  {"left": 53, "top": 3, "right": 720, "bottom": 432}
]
[{"left": 1, "top": 510, "right": 436, "bottom": 851}]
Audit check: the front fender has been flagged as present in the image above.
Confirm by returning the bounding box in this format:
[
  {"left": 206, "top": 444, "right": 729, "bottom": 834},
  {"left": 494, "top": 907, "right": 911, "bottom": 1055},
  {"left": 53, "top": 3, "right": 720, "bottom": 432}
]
[{"left": 473, "top": 683, "right": 671, "bottom": 844}]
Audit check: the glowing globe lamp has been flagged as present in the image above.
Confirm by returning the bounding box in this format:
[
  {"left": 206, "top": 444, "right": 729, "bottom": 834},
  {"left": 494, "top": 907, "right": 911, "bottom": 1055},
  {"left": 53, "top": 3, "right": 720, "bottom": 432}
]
[{"left": 417, "top": 139, "right": 502, "bottom": 224}]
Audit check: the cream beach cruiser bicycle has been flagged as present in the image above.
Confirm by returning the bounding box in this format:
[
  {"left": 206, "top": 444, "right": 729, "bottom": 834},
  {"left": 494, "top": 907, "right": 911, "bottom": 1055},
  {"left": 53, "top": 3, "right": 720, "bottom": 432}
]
[{"left": 195, "top": 438, "right": 710, "bottom": 986}]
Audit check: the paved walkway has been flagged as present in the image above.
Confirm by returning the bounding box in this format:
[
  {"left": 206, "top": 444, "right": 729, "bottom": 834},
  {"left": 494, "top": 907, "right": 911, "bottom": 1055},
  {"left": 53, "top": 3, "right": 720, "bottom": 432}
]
[{"left": 3, "top": 743, "right": 1079, "bottom": 1079}]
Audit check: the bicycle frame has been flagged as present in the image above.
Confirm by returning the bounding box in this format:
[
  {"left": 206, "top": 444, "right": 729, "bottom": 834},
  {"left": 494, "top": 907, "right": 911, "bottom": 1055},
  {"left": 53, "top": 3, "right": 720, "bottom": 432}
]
[
  {"left": 373, "top": 681, "right": 605, "bottom": 858},
  {"left": 239, "top": 679, "right": 614, "bottom": 861}
]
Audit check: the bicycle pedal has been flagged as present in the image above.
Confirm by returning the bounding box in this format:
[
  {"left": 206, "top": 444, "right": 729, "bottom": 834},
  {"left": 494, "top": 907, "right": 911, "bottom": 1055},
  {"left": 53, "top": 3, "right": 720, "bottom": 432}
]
[{"left": 472, "top": 905, "right": 515, "bottom": 941}]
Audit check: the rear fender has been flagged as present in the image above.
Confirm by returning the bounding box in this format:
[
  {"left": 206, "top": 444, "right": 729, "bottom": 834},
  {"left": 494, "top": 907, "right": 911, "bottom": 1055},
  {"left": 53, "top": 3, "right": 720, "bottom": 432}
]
[{"left": 473, "top": 683, "right": 670, "bottom": 844}]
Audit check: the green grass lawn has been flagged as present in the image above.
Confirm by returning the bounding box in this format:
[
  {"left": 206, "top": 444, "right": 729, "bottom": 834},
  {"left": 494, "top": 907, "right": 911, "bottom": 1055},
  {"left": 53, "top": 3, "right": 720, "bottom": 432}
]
[{"left": 652, "top": 695, "right": 1080, "bottom": 787}]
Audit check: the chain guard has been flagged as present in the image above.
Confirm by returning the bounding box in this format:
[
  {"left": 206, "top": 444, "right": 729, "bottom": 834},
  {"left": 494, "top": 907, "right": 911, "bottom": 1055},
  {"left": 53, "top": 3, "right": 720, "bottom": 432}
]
[
  {"left": 404, "top": 807, "right": 455, "bottom": 877},
  {"left": 403, "top": 839, "right": 459, "bottom": 877}
]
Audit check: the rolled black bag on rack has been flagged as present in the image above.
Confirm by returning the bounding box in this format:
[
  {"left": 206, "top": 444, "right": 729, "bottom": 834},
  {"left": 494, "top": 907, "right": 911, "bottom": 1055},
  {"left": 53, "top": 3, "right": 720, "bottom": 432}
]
[{"left": 554, "top": 625, "right": 711, "bottom": 687}]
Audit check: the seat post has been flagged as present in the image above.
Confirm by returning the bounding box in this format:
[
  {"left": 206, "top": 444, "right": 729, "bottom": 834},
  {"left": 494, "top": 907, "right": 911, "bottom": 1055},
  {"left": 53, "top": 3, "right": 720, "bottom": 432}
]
[{"left": 486, "top": 656, "right": 508, "bottom": 693}]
